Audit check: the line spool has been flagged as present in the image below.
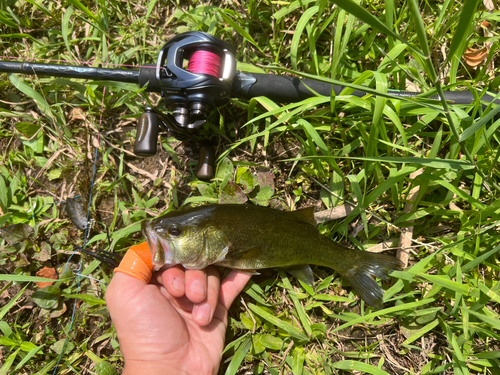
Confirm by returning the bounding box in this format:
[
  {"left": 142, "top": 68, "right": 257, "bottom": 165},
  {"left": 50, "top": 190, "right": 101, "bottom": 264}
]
[{"left": 187, "top": 49, "right": 222, "bottom": 78}]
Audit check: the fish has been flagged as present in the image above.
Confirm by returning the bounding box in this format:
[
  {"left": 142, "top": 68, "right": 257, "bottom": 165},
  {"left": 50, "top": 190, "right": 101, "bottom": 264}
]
[{"left": 142, "top": 204, "right": 403, "bottom": 308}]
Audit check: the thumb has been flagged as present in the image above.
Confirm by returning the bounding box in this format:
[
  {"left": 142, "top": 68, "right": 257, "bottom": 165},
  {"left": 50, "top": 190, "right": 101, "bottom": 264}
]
[
  {"left": 105, "top": 242, "right": 153, "bottom": 307},
  {"left": 114, "top": 242, "right": 153, "bottom": 283}
]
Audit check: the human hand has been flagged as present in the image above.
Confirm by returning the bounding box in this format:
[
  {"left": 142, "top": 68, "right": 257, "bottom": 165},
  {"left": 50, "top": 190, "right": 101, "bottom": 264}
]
[{"left": 105, "top": 265, "right": 252, "bottom": 375}]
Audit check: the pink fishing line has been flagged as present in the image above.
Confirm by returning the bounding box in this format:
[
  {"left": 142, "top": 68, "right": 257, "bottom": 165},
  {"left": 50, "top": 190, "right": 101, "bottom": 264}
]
[{"left": 187, "top": 50, "right": 222, "bottom": 78}]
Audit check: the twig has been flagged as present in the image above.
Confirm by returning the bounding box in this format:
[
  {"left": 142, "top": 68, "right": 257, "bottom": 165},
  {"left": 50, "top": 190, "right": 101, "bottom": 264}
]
[
  {"left": 240, "top": 297, "right": 256, "bottom": 334},
  {"left": 314, "top": 204, "right": 354, "bottom": 224}
]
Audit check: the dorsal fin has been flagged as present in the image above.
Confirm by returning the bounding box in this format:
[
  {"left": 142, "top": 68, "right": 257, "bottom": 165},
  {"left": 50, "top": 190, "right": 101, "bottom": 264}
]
[{"left": 286, "top": 207, "right": 316, "bottom": 225}]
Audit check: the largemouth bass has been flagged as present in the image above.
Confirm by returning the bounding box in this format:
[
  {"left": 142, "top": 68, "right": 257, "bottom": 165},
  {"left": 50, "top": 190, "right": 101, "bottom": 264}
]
[{"left": 142, "top": 204, "right": 403, "bottom": 308}]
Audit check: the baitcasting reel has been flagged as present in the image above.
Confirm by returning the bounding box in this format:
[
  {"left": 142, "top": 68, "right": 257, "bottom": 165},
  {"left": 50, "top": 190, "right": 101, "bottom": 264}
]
[{"left": 134, "top": 32, "right": 236, "bottom": 179}]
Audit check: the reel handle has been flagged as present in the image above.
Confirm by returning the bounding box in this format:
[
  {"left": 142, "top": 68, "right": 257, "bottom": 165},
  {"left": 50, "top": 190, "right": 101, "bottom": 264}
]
[
  {"left": 196, "top": 144, "right": 215, "bottom": 180},
  {"left": 134, "top": 108, "right": 159, "bottom": 156}
]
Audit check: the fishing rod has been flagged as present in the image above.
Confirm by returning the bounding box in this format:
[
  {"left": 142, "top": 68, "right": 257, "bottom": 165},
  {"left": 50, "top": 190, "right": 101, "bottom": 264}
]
[{"left": 1, "top": 31, "right": 498, "bottom": 179}]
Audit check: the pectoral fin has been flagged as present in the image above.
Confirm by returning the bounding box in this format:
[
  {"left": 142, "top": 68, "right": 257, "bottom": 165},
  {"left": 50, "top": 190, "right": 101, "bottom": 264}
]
[
  {"left": 284, "top": 265, "right": 315, "bottom": 286},
  {"left": 232, "top": 269, "right": 261, "bottom": 276},
  {"left": 217, "top": 246, "right": 266, "bottom": 270}
]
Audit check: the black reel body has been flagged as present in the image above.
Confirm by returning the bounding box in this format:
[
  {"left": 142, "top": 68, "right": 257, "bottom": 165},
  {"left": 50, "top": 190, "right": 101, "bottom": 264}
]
[
  {"left": 134, "top": 32, "right": 236, "bottom": 179},
  {"left": 157, "top": 32, "right": 236, "bottom": 121}
]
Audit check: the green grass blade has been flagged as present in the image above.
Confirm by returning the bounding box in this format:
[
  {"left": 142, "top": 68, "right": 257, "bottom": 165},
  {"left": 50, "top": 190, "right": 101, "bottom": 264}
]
[
  {"left": 8, "top": 74, "right": 52, "bottom": 119},
  {"left": 63, "top": 294, "right": 106, "bottom": 305},
  {"left": 330, "top": 0, "right": 424, "bottom": 57},
  {"left": 279, "top": 271, "right": 313, "bottom": 338},
  {"left": 292, "top": 347, "right": 305, "bottom": 375},
  {"left": 290, "top": 6, "right": 318, "bottom": 71},
  {"left": 333, "top": 360, "right": 390, "bottom": 375},
  {"left": 333, "top": 298, "right": 435, "bottom": 332},
  {"left": 460, "top": 105, "right": 500, "bottom": 142},
  {"left": 0, "top": 284, "right": 28, "bottom": 320},
  {"left": 14, "top": 345, "right": 43, "bottom": 371},
  {"left": 0, "top": 347, "right": 20, "bottom": 375},
  {"left": 468, "top": 310, "right": 500, "bottom": 331},
  {"left": 272, "top": 0, "right": 317, "bottom": 20},
  {"left": 0, "top": 175, "right": 8, "bottom": 212},
  {"left": 217, "top": 10, "right": 264, "bottom": 54},
  {"left": 408, "top": 0, "right": 430, "bottom": 57},
  {"left": 442, "top": 320, "right": 470, "bottom": 375},
  {"left": 435, "top": 180, "right": 486, "bottom": 210},
  {"left": 460, "top": 244, "right": 500, "bottom": 274},
  {"left": 66, "top": 0, "right": 98, "bottom": 21},
  {"left": 62, "top": 6, "right": 74, "bottom": 57},
  {"left": 24, "top": 0, "right": 53, "bottom": 17},
  {"left": 418, "top": 274, "right": 468, "bottom": 296},
  {"left": 0, "top": 275, "right": 66, "bottom": 283},
  {"left": 145, "top": 0, "right": 159, "bottom": 20},
  {"left": 248, "top": 303, "right": 308, "bottom": 341},
  {"left": 296, "top": 119, "right": 329, "bottom": 156},
  {"left": 224, "top": 335, "right": 252, "bottom": 375},
  {"left": 445, "top": 0, "right": 481, "bottom": 66},
  {"left": 402, "top": 320, "right": 440, "bottom": 346}
]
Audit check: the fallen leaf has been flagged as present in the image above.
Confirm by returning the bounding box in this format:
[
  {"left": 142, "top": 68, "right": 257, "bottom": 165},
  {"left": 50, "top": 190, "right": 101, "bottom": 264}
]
[
  {"left": 35, "top": 266, "right": 58, "bottom": 288},
  {"left": 463, "top": 47, "right": 488, "bottom": 68},
  {"left": 49, "top": 302, "right": 67, "bottom": 318},
  {"left": 219, "top": 180, "right": 248, "bottom": 204},
  {"left": 254, "top": 170, "right": 275, "bottom": 192},
  {"left": 33, "top": 242, "right": 52, "bottom": 262},
  {"left": 483, "top": 0, "right": 494, "bottom": 11},
  {"left": 2, "top": 224, "right": 33, "bottom": 245},
  {"left": 69, "top": 107, "right": 85, "bottom": 121}
]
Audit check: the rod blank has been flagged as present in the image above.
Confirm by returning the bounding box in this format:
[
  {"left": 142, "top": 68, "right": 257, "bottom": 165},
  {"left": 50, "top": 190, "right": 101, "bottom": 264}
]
[{"left": 0, "top": 61, "right": 140, "bottom": 83}]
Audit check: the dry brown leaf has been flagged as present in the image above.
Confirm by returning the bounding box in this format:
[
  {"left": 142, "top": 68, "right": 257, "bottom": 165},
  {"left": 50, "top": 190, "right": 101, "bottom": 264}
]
[
  {"left": 69, "top": 107, "right": 86, "bottom": 121},
  {"left": 483, "top": 0, "right": 494, "bottom": 11},
  {"left": 463, "top": 47, "right": 489, "bottom": 68},
  {"left": 35, "top": 266, "right": 58, "bottom": 288}
]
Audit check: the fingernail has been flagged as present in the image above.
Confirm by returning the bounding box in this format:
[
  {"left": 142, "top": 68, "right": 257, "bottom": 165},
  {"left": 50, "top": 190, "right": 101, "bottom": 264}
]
[
  {"left": 190, "top": 279, "right": 206, "bottom": 296},
  {"left": 172, "top": 277, "right": 184, "bottom": 292},
  {"left": 195, "top": 304, "right": 211, "bottom": 323}
]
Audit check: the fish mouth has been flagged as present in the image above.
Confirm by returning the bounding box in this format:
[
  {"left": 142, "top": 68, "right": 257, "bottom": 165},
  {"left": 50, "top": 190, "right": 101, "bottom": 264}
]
[{"left": 142, "top": 221, "right": 175, "bottom": 270}]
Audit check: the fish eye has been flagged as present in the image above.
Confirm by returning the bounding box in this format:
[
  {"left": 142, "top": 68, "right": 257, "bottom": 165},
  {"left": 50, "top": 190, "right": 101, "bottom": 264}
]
[{"left": 168, "top": 224, "right": 182, "bottom": 237}]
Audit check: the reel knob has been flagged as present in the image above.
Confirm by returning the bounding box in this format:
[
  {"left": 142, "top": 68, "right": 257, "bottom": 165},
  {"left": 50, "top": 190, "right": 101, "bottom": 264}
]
[{"left": 134, "top": 108, "right": 159, "bottom": 156}]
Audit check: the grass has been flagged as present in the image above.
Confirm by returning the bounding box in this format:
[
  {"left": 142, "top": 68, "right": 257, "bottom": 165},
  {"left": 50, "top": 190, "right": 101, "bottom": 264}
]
[{"left": 1, "top": 0, "right": 500, "bottom": 374}]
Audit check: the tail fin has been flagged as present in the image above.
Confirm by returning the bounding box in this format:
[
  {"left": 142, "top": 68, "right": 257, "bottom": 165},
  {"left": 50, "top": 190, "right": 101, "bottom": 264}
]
[{"left": 343, "top": 253, "right": 403, "bottom": 309}]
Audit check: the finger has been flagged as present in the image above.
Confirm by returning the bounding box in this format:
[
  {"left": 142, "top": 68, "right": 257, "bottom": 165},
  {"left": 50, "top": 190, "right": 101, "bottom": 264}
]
[
  {"left": 184, "top": 269, "right": 208, "bottom": 303},
  {"left": 158, "top": 265, "right": 186, "bottom": 298},
  {"left": 219, "top": 270, "right": 253, "bottom": 311},
  {"left": 159, "top": 286, "right": 194, "bottom": 313},
  {"left": 192, "top": 267, "right": 220, "bottom": 326}
]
